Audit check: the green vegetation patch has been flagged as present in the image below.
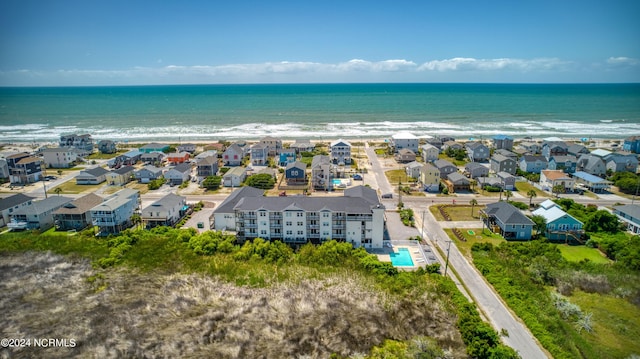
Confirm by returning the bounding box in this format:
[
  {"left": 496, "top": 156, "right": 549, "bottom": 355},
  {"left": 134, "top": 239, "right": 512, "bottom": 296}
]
[{"left": 558, "top": 244, "right": 611, "bottom": 264}]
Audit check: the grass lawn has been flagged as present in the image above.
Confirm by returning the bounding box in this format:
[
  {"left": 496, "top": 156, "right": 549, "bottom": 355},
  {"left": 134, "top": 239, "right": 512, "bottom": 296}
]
[
  {"left": 515, "top": 181, "right": 548, "bottom": 199},
  {"left": 444, "top": 227, "right": 504, "bottom": 258},
  {"left": 430, "top": 204, "right": 485, "bottom": 221},
  {"left": 385, "top": 169, "right": 409, "bottom": 185},
  {"left": 437, "top": 153, "right": 467, "bottom": 166},
  {"left": 571, "top": 290, "right": 640, "bottom": 358},
  {"left": 557, "top": 244, "right": 611, "bottom": 264},
  {"left": 48, "top": 182, "right": 104, "bottom": 194}
]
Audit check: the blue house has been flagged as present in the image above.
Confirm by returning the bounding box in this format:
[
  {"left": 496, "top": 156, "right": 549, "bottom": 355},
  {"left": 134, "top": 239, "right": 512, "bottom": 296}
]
[
  {"left": 623, "top": 136, "right": 640, "bottom": 154},
  {"left": 548, "top": 155, "right": 577, "bottom": 173},
  {"left": 532, "top": 200, "right": 584, "bottom": 242},
  {"left": 481, "top": 202, "right": 534, "bottom": 240},
  {"left": 613, "top": 204, "right": 640, "bottom": 234},
  {"left": 519, "top": 155, "right": 548, "bottom": 174},
  {"left": 285, "top": 161, "right": 307, "bottom": 185},
  {"left": 279, "top": 149, "right": 297, "bottom": 166}
]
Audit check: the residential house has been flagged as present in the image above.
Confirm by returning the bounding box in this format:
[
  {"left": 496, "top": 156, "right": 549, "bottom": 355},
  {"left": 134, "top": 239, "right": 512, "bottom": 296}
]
[
  {"left": 204, "top": 143, "right": 226, "bottom": 152},
  {"left": 41, "top": 147, "right": 77, "bottom": 168},
  {"left": 108, "top": 149, "right": 142, "bottom": 168},
  {"left": 196, "top": 156, "right": 219, "bottom": 178},
  {"left": 567, "top": 144, "right": 590, "bottom": 157},
  {"left": 466, "top": 141, "right": 490, "bottom": 162},
  {"left": 285, "top": 161, "right": 307, "bottom": 185},
  {"left": 590, "top": 149, "right": 612, "bottom": 159},
  {"left": 481, "top": 202, "right": 534, "bottom": 240},
  {"left": 433, "top": 159, "right": 458, "bottom": 179},
  {"left": 446, "top": 172, "right": 470, "bottom": 193},
  {"left": 223, "top": 166, "right": 247, "bottom": 187},
  {"left": 165, "top": 163, "right": 192, "bottom": 185},
  {"left": 135, "top": 165, "right": 163, "bottom": 183},
  {"left": 542, "top": 141, "right": 569, "bottom": 160},
  {"left": 391, "top": 132, "right": 419, "bottom": 153},
  {"left": 494, "top": 149, "right": 518, "bottom": 159},
  {"left": 532, "top": 199, "right": 584, "bottom": 241},
  {"left": 548, "top": 155, "right": 577, "bottom": 173},
  {"left": 260, "top": 136, "right": 283, "bottom": 156},
  {"left": 576, "top": 154, "right": 606, "bottom": 177},
  {"left": 605, "top": 154, "right": 638, "bottom": 173},
  {"left": 464, "top": 162, "right": 489, "bottom": 179},
  {"left": 141, "top": 193, "right": 188, "bottom": 229},
  {"left": 0, "top": 158, "right": 9, "bottom": 180},
  {"left": 8, "top": 153, "right": 44, "bottom": 184},
  {"left": 140, "top": 142, "right": 169, "bottom": 153},
  {"left": 98, "top": 140, "right": 117, "bottom": 154},
  {"left": 519, "top": 155, "right": 548, "bottom": 174},
  {"left": 76, "top": 167, "right": 109, "bottom": 185},
  {"left": 7, "top": 196, "right": 73, "bottom": 231},
  {"left": 442, "top": 141, "right": 463, "bottom": 151},
  {"left": 166, "top": 152, "right": 190, "bottom": 165},
  {"left": 623, "top": 136, "right": 640, "bottom": 154},
  {"left": 90, "top": 188, "right": 139, "bottom": 236},
  {"left": 613, "top": 204, "right": 640, "bottom": 234},
  {"left": 222, "top": 143, "right": 244, "bottom": 166},
  {"left": 492, "top": 135, "right": 514, "bottom": 150},
  {"left": 540, "top": 170, "right": 575, "bottom": 193},
  {"left": 572, "top": 171, "right": 612, "bottom": 193},
  {"left": 290, "top": 140, "right": 315, "bottom": 154},
  {"left": 439, "top": 136, "right": 456, "bottom": 143},
  {"left": 405, "top": 161, "right": 423, "bottom": 180},
  {"left": 278, "top": 149, "right": 297, "bottom": 167},
  {"left": 490, "top": 154, "right": 517, "bottom": 175},
  {"left": 425, "top": 138, "right": 443, "bottom": 150},
  {"left": 250, "top": 143, "right": 269, "bottom": 166},
  {"left": 517, "top": 141, "right": 541, "bottom": 155},
  {"left": 105, "top": 166, "right": 135, "bottom": 186},
  {"left": 420, "top": 163, "right": 441, "bottom": 192},
  {"left": 53, "top": 193, "right": 103, "bottom": 231},
  {"left": 330, "top": 139, "right": 351, "bottom": 165},
  {"left": 311, "top": 155, "right": 333, "bottom": 191},
  {"left": 420, "top": 144, "right": 439, "bottom": 162},
  {"left": 140, "top": 151, "right": 165, "bottom": 165},
  {"left": 59, "top": 134, "right": 93, "bottom": 156},
  {"left": 177, "top": 143, "right": 197, "bottom": 153},
  {"left": 214, "top": 185, "right": 386, "bottom": 248},
  {"left": 0, "top": 193, "right": 34, "bottom": 227},
  {"left": 212, "top": 186, "right": 265, "bottom": 231},
  {"left": 395, "top": 149, "right": 416, "bottom": 163},
  {"left": 195, "top": 150, "right": 218, "bottom": 161},
  {"left": 496, "top": 172, "right": 516, "bottom": 190}
]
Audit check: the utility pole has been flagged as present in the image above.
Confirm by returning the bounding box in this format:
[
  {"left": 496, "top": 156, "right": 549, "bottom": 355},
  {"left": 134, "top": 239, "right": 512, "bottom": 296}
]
[
  {"left": 633, "top": 179, "right": 640, "bottom": 205},
  {"left": 444, "top": 240, "right": 452, "bottom": 276}
]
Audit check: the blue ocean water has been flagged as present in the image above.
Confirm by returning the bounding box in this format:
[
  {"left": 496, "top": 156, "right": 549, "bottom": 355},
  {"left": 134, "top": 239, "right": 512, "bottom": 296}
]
[{"left": 0, "top": 83, "right": 638, "bottom": 142}]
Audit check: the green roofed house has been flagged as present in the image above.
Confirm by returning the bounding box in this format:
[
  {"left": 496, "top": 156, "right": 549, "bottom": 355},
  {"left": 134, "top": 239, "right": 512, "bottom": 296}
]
[{"left": 140, "top": 142, "right": 170, "bottom": 153}]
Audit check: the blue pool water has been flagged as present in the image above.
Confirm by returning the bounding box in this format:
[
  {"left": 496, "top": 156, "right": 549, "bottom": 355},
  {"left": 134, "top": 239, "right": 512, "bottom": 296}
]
[
  {"left": 332, "top": 179, "right": 342, "bottom": 185},
  {"left": 389, "top": 248, "right": 414, "bottom": 267}
]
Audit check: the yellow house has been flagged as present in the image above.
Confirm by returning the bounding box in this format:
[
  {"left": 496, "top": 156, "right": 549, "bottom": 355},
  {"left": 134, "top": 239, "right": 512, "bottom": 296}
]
[{"left": 420, "top": 163, "right": 441, "bottom": 192}]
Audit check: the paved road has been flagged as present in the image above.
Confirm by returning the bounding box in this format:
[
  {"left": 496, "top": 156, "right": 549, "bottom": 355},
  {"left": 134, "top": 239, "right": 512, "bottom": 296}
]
[{"left": 364, "top": 147, "right": 548, "bottom": 358}]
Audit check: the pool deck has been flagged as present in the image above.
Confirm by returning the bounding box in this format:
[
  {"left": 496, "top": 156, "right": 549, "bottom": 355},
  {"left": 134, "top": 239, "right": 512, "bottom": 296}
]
[{"left": 373, "top": 242, "right": 432, "bottom": 270}]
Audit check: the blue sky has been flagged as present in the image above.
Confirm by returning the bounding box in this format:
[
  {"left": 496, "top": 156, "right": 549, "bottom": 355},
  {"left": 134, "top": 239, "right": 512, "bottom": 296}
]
[{"left": 1, "top": 0, "right": 639, "bottom": 86}]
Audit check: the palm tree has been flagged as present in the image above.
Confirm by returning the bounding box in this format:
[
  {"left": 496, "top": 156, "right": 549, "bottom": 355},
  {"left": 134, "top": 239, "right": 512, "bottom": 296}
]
[
  {"left": 470, "top": 198, "right": 478, "bottom": 217},
  {"left": 552, "top": 184, "right": 565, "bottom": 198},
  {"left": 527, "top": 189, "right": 537, "bottom": 208},
  {"left": 53, "top": 187, "right": 62, "bottom": 196},
  {"left": 130, "top": 213, "right": 141, "bottom": 230},
  {"left": 504, "top": 190, "right": 513, "bottom": 202}
]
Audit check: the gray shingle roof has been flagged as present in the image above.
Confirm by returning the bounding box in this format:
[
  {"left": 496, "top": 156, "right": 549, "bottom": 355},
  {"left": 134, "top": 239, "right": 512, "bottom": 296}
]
[
  {"left": 484, "top": 202, "right": 534, "bottom": 226},
  {"left": 0, "top": 193, "right": 34, "bottom": 211}
]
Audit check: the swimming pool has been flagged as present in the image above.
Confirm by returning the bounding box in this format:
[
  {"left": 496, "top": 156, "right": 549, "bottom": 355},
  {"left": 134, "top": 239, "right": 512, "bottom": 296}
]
[
  {"left": 389, "top": 248, "right": 414, "bottom": 267},
  {"left": 332, "top": 179, "right": 342, "bottom": 185}
]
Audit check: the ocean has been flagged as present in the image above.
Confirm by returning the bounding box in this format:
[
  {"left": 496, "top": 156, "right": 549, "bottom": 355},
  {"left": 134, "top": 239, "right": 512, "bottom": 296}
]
[{"left": 0, "top": 83, "right": 639, "bottom": 143}]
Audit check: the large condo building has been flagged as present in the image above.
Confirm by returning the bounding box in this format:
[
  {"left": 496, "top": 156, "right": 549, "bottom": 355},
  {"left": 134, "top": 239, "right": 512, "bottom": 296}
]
[{"left": 213, "top": 186, "right": 386, "bottom": 249}]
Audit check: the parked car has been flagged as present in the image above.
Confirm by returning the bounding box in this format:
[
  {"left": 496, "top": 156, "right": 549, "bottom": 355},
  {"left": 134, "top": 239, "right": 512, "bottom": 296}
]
[
  {"left": 381, "top": 193, "right": 393, "bottom": 199},
  {"left": 353, "top": 174, "right": 363, "bottom": 181}
]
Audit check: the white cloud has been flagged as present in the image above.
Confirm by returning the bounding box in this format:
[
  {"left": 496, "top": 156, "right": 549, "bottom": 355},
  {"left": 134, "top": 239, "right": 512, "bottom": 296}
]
[
  {"left": 606, "top": 57, "right": 640, "bottom": 67},
  {"left": 418, "top": 57, "right": 568, "bottom": 72},
  {"left": 0, "top": 57, "right": 636, "bottom": 86}
]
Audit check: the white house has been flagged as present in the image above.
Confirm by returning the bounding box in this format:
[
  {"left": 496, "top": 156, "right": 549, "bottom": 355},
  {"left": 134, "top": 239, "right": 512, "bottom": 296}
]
[
  {"left": 141, "top": 193, "right": 187, "bottom": 228},
  {"left": 391, "top": 132, "right": 419, "bottom": 153},
  {"left": 41, "top": 147, "right": 78, "bottom": 168},
  {"left": 420, "top": 144, "right": 439, "bottom": 162},
  {"left": 223, "top": 166, "right": 247, "bottom": 187},
  {"left": 90, "top": 188, "right": 139, "bottom": 236},
  {"left": 164, "top": 163, "right": 192, "bottom": 185}
]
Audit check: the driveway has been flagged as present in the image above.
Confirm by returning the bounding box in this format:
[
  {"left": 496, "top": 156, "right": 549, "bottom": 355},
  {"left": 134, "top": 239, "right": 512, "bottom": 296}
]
[{"left": 385, "top": 210, "right": 421, "bottom": 241}]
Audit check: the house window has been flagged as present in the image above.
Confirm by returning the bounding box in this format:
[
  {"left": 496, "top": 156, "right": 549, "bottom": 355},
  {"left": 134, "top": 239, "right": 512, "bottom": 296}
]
[
  {"left": 286, "top": 230, "right": 293, "bottom": 235},
  {"left": 259, "top": 212, "right": 266, "bottom": 217},
  {"left": 297, "top": 230, "right": 303, "bottom": 235},
  {"left": 296, "top": 212, "right": 303, "bottom": 217},
  {"left": 260, "top": 230, "right": 267, "bottom": 235},
  {"left": 285, "top": 221, "right": 292, "bottom": 226},
  {"left": 297, "top": 221, "right": 303, "bottom": 226}
]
